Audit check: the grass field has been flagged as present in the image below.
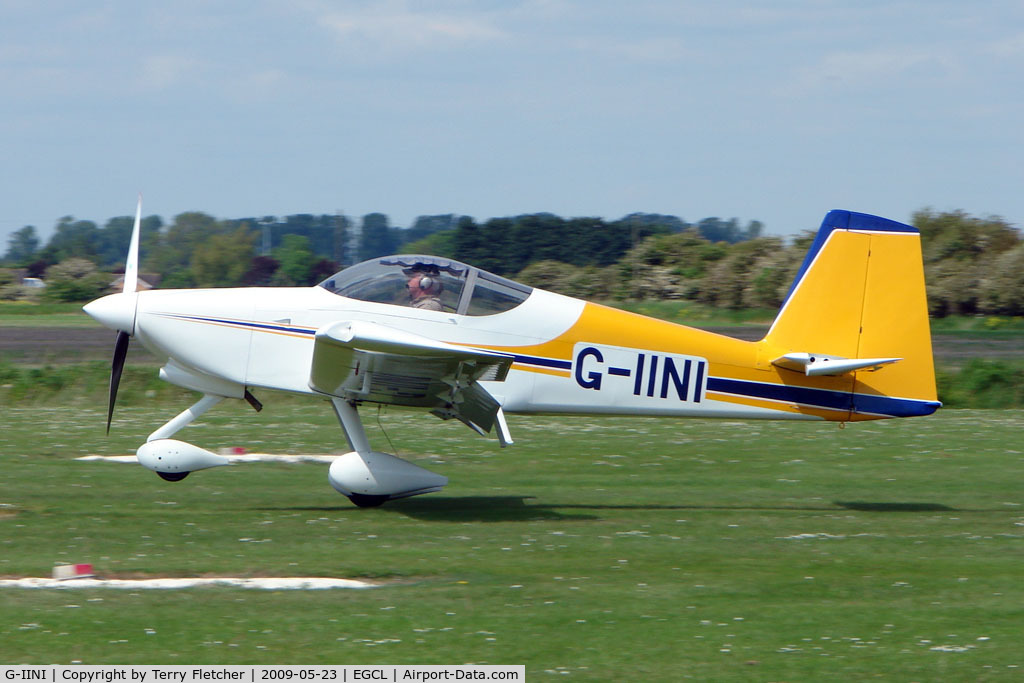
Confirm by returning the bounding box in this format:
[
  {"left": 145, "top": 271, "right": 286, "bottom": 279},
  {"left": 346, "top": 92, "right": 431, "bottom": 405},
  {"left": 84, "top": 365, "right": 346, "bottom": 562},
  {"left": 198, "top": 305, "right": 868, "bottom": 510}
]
[
  {"left": 0, "top": 302, "right": 95, "bottom": 327},
  {"left": 2, "top": 402, "right": 1024, "bottom": 679}
]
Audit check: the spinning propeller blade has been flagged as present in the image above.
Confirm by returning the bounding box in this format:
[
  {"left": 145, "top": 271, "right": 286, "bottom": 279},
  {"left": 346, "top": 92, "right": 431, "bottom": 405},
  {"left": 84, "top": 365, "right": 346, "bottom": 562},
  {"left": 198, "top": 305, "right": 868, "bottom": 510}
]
[
  {"left": 107, "top": 330, "right": 130, "bottom": 434},
  {"left": 123, "top": 193, "right": 141, "bottom": 295},
  {"left": 104, "top": 194, "right": 142, "bottom": 433}
]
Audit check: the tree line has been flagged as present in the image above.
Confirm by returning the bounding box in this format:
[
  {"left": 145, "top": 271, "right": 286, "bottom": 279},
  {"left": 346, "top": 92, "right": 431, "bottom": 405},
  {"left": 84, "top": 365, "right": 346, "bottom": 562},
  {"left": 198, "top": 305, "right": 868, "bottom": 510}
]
[
  {"left": 512, "top": 208, "right": 1021, "bottom": 316},
  {"left": 2, "top": 208, "right": 1021, "bottom": 316},
  {"left": 0, "top": 210, "right": 758, "bottom": 293}
]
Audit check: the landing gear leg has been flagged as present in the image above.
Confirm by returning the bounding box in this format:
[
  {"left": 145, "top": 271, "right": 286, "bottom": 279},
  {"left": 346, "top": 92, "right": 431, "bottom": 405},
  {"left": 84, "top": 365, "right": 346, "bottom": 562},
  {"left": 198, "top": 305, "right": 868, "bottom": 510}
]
[
  {"left": 148, "top": 394, "right": 225, "bottom": 442},
  {"left": 331, "top": 398, "right": 373, "bottom": 454}
]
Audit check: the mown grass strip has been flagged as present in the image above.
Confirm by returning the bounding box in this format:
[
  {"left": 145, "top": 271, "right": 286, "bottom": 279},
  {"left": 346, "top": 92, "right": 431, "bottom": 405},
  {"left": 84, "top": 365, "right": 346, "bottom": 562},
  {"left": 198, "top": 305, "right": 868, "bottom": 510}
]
[{"left": 1, "top": 405, "right": 1022, "bottom": 679}]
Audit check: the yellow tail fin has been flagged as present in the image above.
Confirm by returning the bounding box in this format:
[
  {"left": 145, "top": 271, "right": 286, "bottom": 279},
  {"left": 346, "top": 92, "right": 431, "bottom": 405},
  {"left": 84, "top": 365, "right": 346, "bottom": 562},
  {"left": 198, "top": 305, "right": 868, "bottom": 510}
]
[{"left": 762, "top": 210, "right": 939, "bottom": 418}]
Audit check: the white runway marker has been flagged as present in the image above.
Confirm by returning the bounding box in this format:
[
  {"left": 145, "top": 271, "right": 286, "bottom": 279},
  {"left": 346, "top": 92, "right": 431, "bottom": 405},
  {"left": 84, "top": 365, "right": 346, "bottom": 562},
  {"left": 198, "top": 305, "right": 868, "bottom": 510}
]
[
  {"left": 78, "top": 454, "right": 341, "bottom": 464},
  {"left": 0, "top": 577, "right": 375, "bottom": 590}
]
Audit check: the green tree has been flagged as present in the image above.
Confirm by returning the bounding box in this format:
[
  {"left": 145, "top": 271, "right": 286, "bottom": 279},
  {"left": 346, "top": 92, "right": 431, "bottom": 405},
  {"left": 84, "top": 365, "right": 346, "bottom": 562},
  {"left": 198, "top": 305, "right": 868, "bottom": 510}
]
[
  {"left": 617, "top": 231, "right": 726, "bottom": 301},
  {"left": 926, "top": 260, "right": 984, "bottom": 316},
  {"left": 405, "top": 214, "right": 459, "bottom": 245},
  {"left": 358, "top": 213, "right": 398, "bottom": 261},
  {"left": 403, "top": 230, "right": 457, "bottom": 258},
  {"left": 913, "top": 209, "right": 1021, "bottom": 316},
  {"left": 272, "top": 234, "right": 315, "bottom": 286},
  {"left": 242, "top": 256, "right": 281, "bottom": 286},
  {"left": 43, "top": 217, "right": 100, "bottom": 263},
  {"left": 979, "top": 245, "right": 1024, "bottom": 315},
  {"left": 697, "top": 217, "right": 740, "bottom": 244},
  {"left": 97, "top": 215, "right": 163, "bottom": 268},
  {"left": 699, "top": 237, "right": 783, "bottom": 309},
  {"left": 915, "top": 209, "right": 1019, "bottom": 263},
  {"left": 516, "top": 261, "right": 618, "bottom": 300},
  {"left": 0, "top": 268, "right": 32, "bottom": 301},
  {"left": 476, "top": 218, "right": 513, "bottom": 272},
  {"left": 42, "top": 258, "right": 110, "bottom": 302},
  {"left": 742, "top": 246, "right": 799, "bottom": 309},
  {"left": 453, "top": 217, "right": 486, "bottom": 265},
  {"left": 192, "top": 226, "right": 257, "bottom": 287},
  {"left": 310, "top": 258, "right": 340, "bottom": 284},
  {"left": 4, "top": 226, "right": 39, "bottom": 265},
  {"left": 501, "top": 214, "right": 560, "bottom": 273},
  {"left": 617, "top": 213, "right": 688, "bottom": 234},
  {"left": 147, "top": 212, "right": 222, "bottom": 288}
]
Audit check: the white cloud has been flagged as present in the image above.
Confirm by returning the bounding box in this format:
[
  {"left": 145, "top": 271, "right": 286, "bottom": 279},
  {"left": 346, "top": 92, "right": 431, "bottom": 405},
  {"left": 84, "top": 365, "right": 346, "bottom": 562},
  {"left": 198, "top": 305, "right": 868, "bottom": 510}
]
[
  {"left": 568, "top": 35, "right": 691, "bottom": 64},
  {"left": 139, "top": 54, "right": 204, "bottom": 90},
  {"left": 315, "top": 1, "right": 505, "bottom": 53},
  {"left": 989, "top": 31, "right": 1024, "bottom": 58},
  {"left": 227, "top": 68, "right": 293, "bottom": 103},
  {"left": 782, "top": 48, "right": 958, "bottom": 96}
]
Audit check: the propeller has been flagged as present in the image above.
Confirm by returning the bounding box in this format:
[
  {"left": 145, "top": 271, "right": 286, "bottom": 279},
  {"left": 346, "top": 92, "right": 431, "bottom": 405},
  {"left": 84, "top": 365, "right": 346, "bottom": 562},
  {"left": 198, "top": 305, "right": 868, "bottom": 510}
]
[
  {"left": 103, "top": 194, "right": 143, "bottom": 433},
  {"left": 107, "top": 330, "right": 130, "bottom": 433}
]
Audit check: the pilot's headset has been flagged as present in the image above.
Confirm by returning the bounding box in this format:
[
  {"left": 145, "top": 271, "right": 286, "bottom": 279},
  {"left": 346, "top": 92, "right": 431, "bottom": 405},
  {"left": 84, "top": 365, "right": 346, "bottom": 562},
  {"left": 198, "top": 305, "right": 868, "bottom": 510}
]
[{"left": 414, "top": 273, "right": 441, "bottom": 294}]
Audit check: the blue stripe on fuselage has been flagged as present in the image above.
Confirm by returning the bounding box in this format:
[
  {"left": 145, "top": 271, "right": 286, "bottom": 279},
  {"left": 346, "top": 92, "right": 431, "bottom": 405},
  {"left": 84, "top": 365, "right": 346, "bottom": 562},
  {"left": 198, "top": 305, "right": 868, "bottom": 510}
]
[
  {"left": 707, "top": 377, "right": 939, "bottom": 418},
  {"left": 160, "top": 313, "right": 317, "bottom": 336},
  {"left": 511, "top": 354, "right": 573, "bottom": 371}
]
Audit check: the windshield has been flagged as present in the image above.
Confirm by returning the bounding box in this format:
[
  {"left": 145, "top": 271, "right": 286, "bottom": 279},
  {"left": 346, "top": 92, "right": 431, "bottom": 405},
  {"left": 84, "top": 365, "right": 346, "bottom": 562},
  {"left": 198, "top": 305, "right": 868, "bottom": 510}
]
[{"left": 319, "top": 255, "right": 533, "bottom": 316}]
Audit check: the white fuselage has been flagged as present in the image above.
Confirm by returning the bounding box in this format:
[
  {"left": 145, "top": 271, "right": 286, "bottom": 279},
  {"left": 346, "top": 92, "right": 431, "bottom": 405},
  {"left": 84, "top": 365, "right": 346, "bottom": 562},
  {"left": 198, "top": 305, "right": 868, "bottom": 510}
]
[
  {"left": 133, "top": 286, "right": 574, "bottom": 412},
  {"left": 127, "top": 284, "right": 803, "bottom": 421}
]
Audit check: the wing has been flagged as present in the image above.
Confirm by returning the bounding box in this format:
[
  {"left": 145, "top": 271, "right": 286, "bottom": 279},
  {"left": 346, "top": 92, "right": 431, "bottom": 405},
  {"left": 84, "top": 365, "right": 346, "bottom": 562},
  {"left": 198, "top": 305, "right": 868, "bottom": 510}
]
[{"left": 308, "top": 320, "right": 514, "bottom": 443}]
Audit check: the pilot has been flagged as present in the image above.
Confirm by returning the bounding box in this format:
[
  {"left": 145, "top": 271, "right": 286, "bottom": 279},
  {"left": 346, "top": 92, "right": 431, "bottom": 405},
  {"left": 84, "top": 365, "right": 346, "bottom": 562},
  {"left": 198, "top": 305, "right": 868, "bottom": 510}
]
[{"left": 407, "top": 272, "right": 443, "bottom": 311}]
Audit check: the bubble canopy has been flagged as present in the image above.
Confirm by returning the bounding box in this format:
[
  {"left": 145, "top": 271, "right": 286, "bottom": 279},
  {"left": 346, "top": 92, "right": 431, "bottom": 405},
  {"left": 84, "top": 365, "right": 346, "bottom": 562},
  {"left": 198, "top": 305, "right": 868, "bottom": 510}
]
[{"left": 319, "top": 255, "right": 534, "bottom": 316}]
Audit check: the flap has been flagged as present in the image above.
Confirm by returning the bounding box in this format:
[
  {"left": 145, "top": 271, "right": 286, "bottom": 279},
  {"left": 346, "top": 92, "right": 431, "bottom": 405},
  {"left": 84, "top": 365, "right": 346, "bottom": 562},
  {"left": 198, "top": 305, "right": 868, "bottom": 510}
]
[
  {"left": 431, "top": 382, "right": 501, "bottom": 434},
  {"left": 308, "top": 320, "right": 514, "bottom": 441}
]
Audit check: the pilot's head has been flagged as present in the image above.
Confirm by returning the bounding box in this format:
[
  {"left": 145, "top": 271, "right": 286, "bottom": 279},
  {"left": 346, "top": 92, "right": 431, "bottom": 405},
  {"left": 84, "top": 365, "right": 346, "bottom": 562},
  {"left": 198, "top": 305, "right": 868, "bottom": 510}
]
[{"left": 407, "top": 272, "right": 441, "bottom": 300}]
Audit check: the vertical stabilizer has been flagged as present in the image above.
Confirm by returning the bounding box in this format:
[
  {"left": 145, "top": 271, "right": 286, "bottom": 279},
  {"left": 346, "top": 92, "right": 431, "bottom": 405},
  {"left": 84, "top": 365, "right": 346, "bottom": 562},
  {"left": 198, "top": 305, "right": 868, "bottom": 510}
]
[{"left": 762, "top": 210, "right": 939, "bottom": 419}]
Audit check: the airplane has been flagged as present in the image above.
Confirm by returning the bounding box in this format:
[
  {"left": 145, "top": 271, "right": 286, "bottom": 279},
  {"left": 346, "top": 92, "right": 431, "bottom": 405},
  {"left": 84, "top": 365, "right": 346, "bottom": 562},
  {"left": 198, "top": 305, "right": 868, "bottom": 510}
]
[{"left": 83, "top": 198, "right": 939, "bottom": 507}]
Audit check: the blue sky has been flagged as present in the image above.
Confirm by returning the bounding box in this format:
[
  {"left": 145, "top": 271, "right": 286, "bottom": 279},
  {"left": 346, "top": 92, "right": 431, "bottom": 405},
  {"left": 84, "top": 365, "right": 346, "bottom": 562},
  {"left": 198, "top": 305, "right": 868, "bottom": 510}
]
[{"left": 3, "top": 1, "right": 1022, "bottom": 248}]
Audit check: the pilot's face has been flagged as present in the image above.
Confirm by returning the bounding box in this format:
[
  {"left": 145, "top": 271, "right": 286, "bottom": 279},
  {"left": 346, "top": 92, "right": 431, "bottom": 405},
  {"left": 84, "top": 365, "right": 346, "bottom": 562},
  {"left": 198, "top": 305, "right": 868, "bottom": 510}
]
[{"left": 407, "top": 275, "right": 427, "bottom": 299}]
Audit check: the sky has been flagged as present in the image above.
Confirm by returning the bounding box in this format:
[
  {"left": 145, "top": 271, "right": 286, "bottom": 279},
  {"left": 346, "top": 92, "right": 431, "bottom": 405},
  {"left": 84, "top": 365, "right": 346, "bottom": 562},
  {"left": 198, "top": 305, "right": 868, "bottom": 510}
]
[{"left": 3, "top": 0, "right": 1023, "bottom": 249}]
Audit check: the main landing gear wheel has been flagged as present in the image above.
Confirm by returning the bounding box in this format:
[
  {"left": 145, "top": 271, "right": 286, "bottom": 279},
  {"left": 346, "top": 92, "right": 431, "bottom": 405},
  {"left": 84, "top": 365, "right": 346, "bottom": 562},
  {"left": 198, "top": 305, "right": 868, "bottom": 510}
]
[
  {"left": 157, "top": 471, "right": 189, "bottom": 482},
  {"left": 348, "top": 493, "right": 388, "bottom": 508}
]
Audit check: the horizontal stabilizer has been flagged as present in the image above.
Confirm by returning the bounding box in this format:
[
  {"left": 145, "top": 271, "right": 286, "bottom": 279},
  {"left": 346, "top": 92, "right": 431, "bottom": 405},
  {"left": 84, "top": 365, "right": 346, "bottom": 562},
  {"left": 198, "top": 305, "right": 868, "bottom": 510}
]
[{"left": 772, "top": 352, "right": 901, "bottom": 377}]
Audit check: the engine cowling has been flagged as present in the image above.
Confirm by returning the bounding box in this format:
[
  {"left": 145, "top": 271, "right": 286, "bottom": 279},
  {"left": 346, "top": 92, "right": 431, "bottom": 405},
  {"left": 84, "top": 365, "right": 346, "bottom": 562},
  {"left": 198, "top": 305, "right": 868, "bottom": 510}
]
[{"left": 136, "top": 439, "right": 229, "bottom": 475}]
